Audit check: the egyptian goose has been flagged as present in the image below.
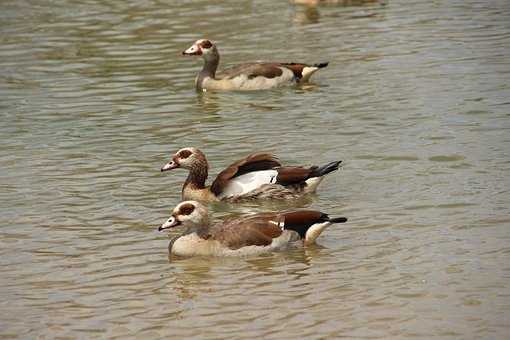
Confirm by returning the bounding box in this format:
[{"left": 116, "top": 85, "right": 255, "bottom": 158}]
[
  {"left": 158, "top": 201, "right": 348, "bottom": 256},
  {"left": 182, "top": 39, "right": 328, "bottom": 91},
  {"left": 161, "top": 147, "right": 342, "bottom": 202}
]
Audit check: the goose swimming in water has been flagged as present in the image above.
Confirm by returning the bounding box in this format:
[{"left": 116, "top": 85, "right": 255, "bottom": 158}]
[
  {"left": 158, "top": 200, "right": 348, "bottom": 257},
  {"left": 182, "top": 39, "right": 328, "bottom": 91},
  {"left": 161, "top": 147, "right": 342, "bottom": 202}
]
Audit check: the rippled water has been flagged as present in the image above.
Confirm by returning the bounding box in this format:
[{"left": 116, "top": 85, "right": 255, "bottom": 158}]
[{"left": 1, "top": 0, "right": 509, "bottom": 338}]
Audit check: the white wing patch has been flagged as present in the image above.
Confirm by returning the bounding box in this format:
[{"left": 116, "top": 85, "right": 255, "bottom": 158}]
[{"left": 218, "top": 170, "right": 279, "bottom": 199}]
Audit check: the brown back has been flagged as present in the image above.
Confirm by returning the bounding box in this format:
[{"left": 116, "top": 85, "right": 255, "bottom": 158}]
[
  {"left": 279, "top": 210, "right": 325, "bottom": 238},
  {"left": 274, "top": 166, "right": 314, "bottom": 186},
  {"left": 209, "top": 210, "right": 328, "bottom": 250},
  {"left": 210, "top": 213, "right": 284, "bottom": 249},
  {"left": 210, "top": 153, "right": 281, "bottom": 196},
  {"left": 218, "top": 62, "right": 316, "bottom": 81},
  {"left": 280, "top": 63, "right": 308, "bottom": 80},
  {"left": 219, "top": 63, "right": 285, "bottom": 80}
]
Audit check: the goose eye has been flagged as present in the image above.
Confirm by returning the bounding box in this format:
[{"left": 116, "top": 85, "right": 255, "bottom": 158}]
[
  {"left": 178, "top": 150, "right": 192, "bottom": 159},
  {"left": 179, "top": 203, "right": 195, "bottom": 215},
  {"left": 200, "top": 40, "right": 212, "bottom": 49}
]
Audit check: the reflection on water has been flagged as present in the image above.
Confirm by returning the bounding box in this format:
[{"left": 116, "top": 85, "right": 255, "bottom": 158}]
[
  {"left": 1, "top": 0, "right": 510, "bottom": 338},
  {"left": 292, "top": 0, "right": 386, "bottom": 24}
]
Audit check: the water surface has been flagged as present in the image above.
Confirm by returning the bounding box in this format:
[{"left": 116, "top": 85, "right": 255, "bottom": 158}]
[{"left": 1, "top": 0, "right": 509, "bottom": 338}]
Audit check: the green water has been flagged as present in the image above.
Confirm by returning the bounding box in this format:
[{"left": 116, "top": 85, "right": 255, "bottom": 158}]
[{"left": 1, "top": 0, "right": 509, "bottom": 338}]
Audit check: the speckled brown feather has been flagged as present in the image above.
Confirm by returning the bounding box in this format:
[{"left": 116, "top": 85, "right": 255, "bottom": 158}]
[
  {"left": 219, "top": 63, "right": 285, "bottom": 80},
  {"left": 209, "top": 214, "right": 284, "bottom": 249},
  {"left": 207, "top": 210, "right": 331, "bottom": 249},
  {"left": 225, "top": 184, "right": 300, "bottom": 202}
]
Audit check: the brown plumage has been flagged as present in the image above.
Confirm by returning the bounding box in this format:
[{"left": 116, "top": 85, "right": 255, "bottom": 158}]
[
  {"left": 219, "top": 63, "right": 285, "bottom": 80},
  {"left": 211, "top": 210, "right": 328, "bottom": 249},
  {"left": 273, "top": 167, "right": 316, "bottom": 186},
  {"left": 211, "top": 215, "right": 284, "bottom": 249},
  {"left": 279, "top": 62, "right": 328, "bottom": 80}
]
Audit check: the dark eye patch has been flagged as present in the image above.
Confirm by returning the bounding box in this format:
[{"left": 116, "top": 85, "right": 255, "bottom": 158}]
[
  {"left": 200, "top": 40, "right": 212, "bottom": 49},
  {"left": 179, "top": 203, "right": 195, "bottom": 215},
  {"left": 178, "top": 150, "right": 192, "bottom": 159}
]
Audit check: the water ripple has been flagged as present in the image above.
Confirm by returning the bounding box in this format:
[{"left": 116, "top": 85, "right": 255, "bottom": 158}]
[{"left": 1, "top": 0, "right": 509, "bottom": 338}]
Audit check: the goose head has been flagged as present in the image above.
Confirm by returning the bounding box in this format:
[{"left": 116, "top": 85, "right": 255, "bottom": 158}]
[
  {"left": 158, "top": 201, "right": 209, "bottom": 231},
  {"left": 161, "top": 147, "right": 206, "bottom": 172},
  {"left": 182, "top": 39, "right": 218, "bottom": 61}
]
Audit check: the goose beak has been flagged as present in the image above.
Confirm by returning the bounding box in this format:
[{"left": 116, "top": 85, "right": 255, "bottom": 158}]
[
  {"left": 158, "top": 217, "right": 181, "bottom": 231},
  {"left": 161, "top": 161, "right": 179, "bottom": 172},
  {"left": 182, "top": 44, "right": 202, "bottom": 56}
]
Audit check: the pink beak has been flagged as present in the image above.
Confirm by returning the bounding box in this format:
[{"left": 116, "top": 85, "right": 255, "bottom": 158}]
[
  {"left": 161, "top": 160, "right": 179, "bottom": 172},
  {"left": 182, "top": 44, "right": 202, "bottom": 56}
]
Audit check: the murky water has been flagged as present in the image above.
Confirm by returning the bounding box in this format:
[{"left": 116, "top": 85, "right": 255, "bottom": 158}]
[{"left": 1, "top": 0, "right": 509, "bottom": 338}]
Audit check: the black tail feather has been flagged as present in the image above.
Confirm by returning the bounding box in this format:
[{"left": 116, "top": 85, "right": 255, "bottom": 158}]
[
  {"left": 328, "top": 217, "right": 348, "bottom": 224},
  {"left": 310, "top": 160, "right": 342, "bottom": 178},
  {"left": 313, "top": 62, "right": 329, "bottom": 68},
  {"left": 282, "top": 211, "right": 347, "bottom": 239}
]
